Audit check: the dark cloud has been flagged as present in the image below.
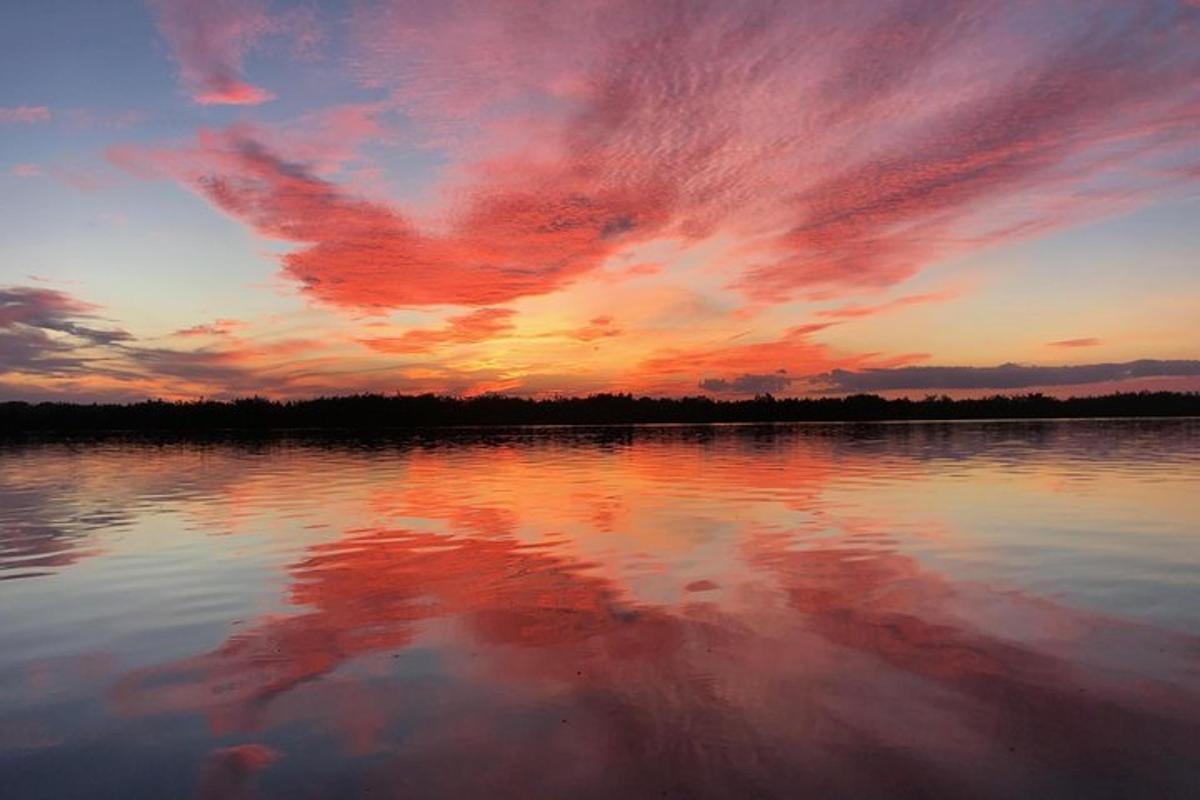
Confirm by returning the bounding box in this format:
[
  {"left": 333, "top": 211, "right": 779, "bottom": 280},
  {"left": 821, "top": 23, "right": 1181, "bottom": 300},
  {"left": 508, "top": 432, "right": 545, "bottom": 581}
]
[
  {"left": 700, "top": 371, "right": 794, "bottom": 394},
  {"left": 0, "top": 286, "right": 280, "bottom": 398},
  {"left": 0, "top": 287, "right": 131, "bottom": 376},
  {"left": 812, "top": 360, "right": 1200, "bottom": 392},
  {"left": 123, "top": 347, "right": 261, "bottom": 389}
]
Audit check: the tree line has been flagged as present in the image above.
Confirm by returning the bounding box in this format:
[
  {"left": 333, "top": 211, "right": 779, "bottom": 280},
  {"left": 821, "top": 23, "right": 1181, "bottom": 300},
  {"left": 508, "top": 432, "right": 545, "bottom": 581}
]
[{"left": 1, "top": 391, "right": 1197, "bottom": 434}]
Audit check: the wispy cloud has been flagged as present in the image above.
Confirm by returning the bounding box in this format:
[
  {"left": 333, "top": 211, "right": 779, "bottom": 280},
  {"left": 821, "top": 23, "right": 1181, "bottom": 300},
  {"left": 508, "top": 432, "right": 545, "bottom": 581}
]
[
  {"left": 360, "top": 308, "right": 515, "bottom": 355},
  {"left": 0, "top": 106, "right": 50, "bottom": 124},
  {"left": 1047, "top": 337, "right": 1102, "bottom": 348},
  {"left": 149, "top": 0, "right": 276, "bottom": 105},
  {"left": 350, "top": 0, "right": 1200, "bottom": 305},
  {"left": 569, "top": 316, "right": 621, "bottom": 342},
  {"left": 0, "top": 287, "right": 131, "bottom": 376},
  {"left": 117, "top": 1, "right": 1200, "bottom": 322},
  {"left": 171, "top": 319, "right": 246, "bottom": 338},
  {"left": 816, "top": 290, "right": 960, "bottom": 320},
  {"left": 638, "top": 323, "right": 851, "bottom": 394}
]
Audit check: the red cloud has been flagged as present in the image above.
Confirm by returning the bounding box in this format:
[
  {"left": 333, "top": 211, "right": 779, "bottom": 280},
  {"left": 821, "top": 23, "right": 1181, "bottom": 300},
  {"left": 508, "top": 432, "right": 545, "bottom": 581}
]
[
  {"left": 149, "top": 0, "right": 275, "bottom": 105},
  {"left": 111, "top": 129, "right": 666, "bottom": 307},
  {"left": 361, "top": 308, "right": 516, "bottom": 355},
  {"left": 0, "top": 106, "right": 51, "bottom": 124},
  {"left": 351, "top": 0, "right": 1200, "bottom": 304},
  {"left": 116, "top": 1, "right": 1200, "bottom": 320}
]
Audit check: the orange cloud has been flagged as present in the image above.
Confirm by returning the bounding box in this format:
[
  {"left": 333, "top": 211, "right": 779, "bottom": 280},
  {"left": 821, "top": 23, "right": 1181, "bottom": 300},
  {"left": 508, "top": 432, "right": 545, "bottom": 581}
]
[
  {"left": 361, "top": 308, "right": 516, "bottom": 355},
  {"left": 568, "top": 316, "right": 621, "bottom": 342},
  {"left": 1047, "top": 337, "right": 1102, "bottom": 348},
  {"left": 633, "top": 323, "right": 848, "bottom": 394}
]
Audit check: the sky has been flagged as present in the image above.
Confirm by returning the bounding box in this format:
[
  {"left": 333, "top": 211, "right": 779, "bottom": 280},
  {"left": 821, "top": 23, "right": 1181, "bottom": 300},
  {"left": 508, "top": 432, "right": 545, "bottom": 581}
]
[{"left": 1, "top": 0, "right": 1198, "bottom": 401}]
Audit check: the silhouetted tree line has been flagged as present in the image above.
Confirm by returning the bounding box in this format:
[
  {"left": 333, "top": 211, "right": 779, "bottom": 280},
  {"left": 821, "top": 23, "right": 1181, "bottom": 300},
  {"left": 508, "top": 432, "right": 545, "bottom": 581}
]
[{"left": 1, "top": 391, "right": 1197, "bottom": 434}]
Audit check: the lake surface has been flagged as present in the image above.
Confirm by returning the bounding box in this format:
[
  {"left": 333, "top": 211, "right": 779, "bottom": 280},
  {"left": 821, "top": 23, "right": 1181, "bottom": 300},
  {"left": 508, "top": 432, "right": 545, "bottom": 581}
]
[{"left": 1, "top": 420, "right": 1198, "bottom": 799}]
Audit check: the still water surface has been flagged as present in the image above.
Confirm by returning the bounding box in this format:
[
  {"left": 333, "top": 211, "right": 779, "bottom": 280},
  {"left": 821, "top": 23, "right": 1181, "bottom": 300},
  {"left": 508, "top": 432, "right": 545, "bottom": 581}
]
[{"left": 1, "top": 421, "right": 1198, "bottom": 799}]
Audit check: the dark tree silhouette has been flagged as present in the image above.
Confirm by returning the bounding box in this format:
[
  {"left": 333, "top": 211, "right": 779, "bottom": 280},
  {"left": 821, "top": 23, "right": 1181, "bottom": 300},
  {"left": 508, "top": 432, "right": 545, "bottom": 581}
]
[{"left": 1, "top": 391, "right": 1196, "bottom": 435}]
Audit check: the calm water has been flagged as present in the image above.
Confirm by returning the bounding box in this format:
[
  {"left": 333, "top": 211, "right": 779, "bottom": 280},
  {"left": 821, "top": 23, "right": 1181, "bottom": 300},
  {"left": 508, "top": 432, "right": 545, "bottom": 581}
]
[{"left": 1, "top": 421, "right": 1198, "bottom": 799}]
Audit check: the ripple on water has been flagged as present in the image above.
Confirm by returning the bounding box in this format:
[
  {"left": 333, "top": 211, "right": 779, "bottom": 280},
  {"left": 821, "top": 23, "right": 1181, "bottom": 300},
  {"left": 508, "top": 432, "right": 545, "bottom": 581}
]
[{"left": 1, "top": 419, "right": 1198, "bottom": 798}]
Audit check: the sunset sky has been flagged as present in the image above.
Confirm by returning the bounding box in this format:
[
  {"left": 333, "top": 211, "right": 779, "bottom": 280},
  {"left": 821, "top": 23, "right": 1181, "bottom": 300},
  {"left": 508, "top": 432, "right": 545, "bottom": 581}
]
[{"left": 2, "top": 0, "right": 1198, "bottom": 401}]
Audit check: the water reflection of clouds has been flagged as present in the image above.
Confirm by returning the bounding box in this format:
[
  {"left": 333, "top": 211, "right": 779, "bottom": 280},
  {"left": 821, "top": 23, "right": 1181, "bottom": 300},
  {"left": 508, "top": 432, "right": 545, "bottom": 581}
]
[
  {"left": 109, "top": 514, "right": 1200, "bottom": 797},
  {"left": 2, "top": 423, "right": 1198, "bottom": 797}
]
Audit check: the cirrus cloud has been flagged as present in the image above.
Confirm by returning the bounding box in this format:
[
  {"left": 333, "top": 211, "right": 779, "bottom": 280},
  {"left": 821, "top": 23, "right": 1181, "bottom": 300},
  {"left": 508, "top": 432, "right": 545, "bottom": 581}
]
[
  {"left": 351, "top": 0, "right": 1200, "bottom": 305},
  {"left": 0, "top": 106, "right": 50, "bottom": 124},
  {"left": 361, "top": 308, "right": 516, "bottom": 355},
  {"left": 118, "top": 1, "right": 1200, "bottom": 315},
  {"left": 149, "top": 0, "right": 276, "bottom": 105}
]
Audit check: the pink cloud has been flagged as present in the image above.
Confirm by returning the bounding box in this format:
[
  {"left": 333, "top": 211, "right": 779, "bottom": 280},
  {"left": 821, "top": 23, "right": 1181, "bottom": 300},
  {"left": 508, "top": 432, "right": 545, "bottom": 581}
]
[
  {"left": 349, "top": 1, "right": 1200, "bottom": 305},
  {"left": 0, "top": 106, "right": 50, "bottom": 124},
  {"left": 116, "top": 1, "right": 1200, "bottom": 326},
  {"left": 817, "top": 290, "right": 960, "bottom": 320},
  {"left": 62, "top": 109, "right": 147, "bottom": 130},
  {"left": 149, "top": 0, "right": 275, "bottom": 105},
  {"left": 10, "top": 164, "right": 41, "bottom": 178},
  {"left": 1047, "top": 337, "right": 1103, "bottom": 348}
]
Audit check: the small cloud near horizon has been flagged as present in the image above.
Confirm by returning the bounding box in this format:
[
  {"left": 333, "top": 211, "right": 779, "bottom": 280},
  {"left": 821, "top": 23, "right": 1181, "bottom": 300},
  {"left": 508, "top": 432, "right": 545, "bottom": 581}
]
[{"left": 809, "top": 360, "right": 1200, "bottom": 393}]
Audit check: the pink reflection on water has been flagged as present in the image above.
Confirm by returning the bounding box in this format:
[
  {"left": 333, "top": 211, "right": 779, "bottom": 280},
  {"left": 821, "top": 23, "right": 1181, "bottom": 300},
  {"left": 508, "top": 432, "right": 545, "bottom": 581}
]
[
  {"left": 110, "top": 517, "right": 1200, "bottom": 797},
  {"left": 4, "top": 425, "right": 1198, "bottom": 797},
  {"left": 197, "top": 744, "right": 279, "bottom": 800}
]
